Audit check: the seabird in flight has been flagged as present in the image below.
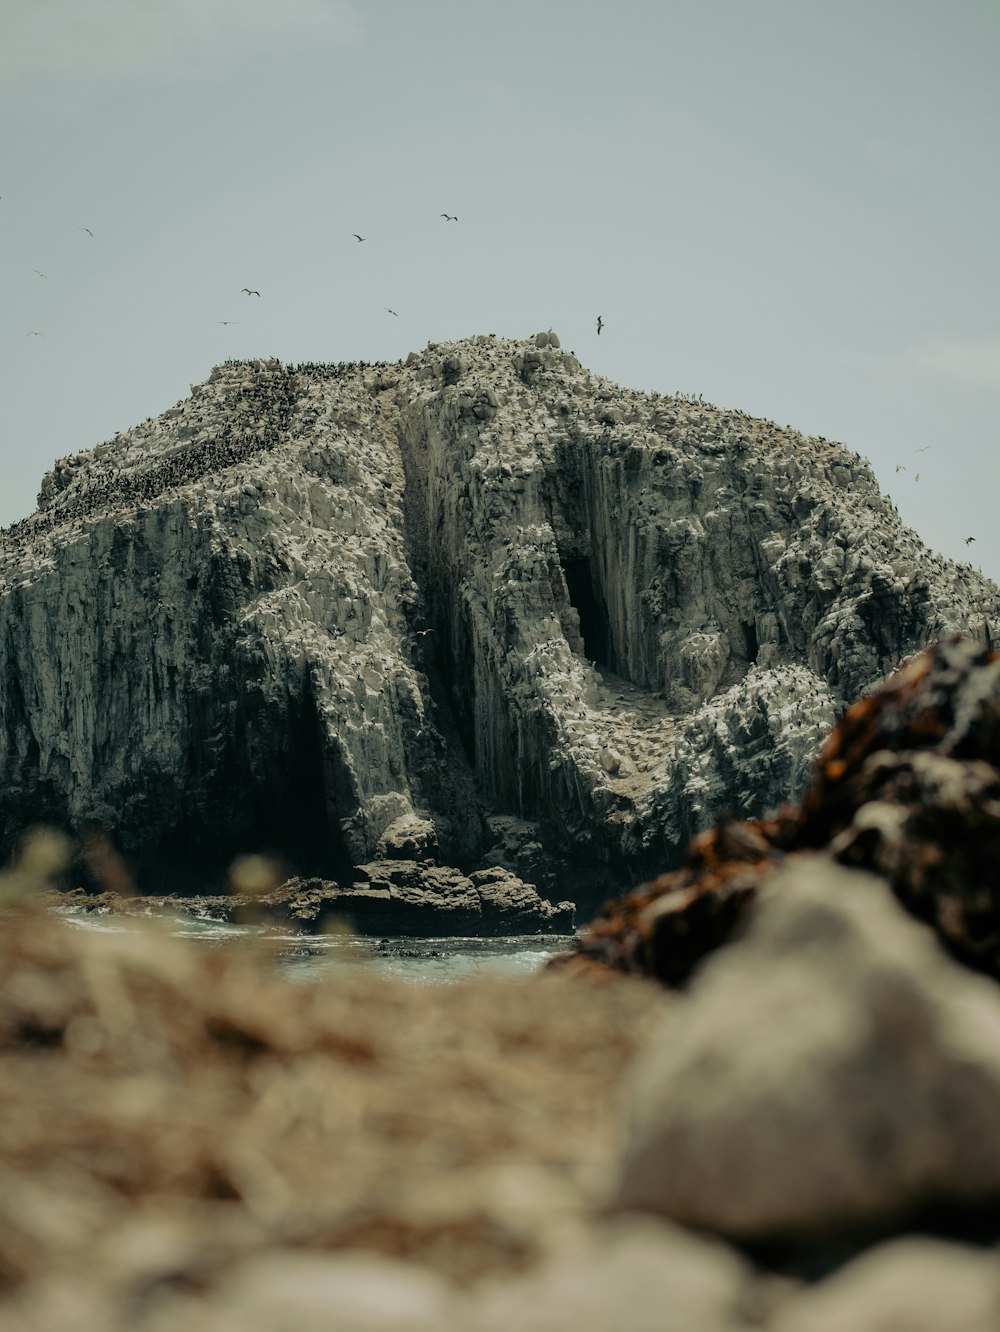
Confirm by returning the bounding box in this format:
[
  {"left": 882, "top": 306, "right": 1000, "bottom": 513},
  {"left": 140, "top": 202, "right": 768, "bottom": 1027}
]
[
  {"left": 385, "top": 307, "right": 399, "bottom": 316},
  {"left": 895, "top": 465, "right": 906, "bottom": 473},
  {"left": 965, "top": 537, "right": 976, "bottom": 545},
  {"left": 218, "top": 320, "right": 238, "bottom": 325},
  {"left": 26, "top": 331, "right": 44, "bottom": 337},
  {"left": 353, "top": 234, "right": 367, "bottom": 242},
  {"left": 80, "top": 227, "right": 93, "bottom": 237},
  {"left": 596, "top": 315, "right": 604, "bottom": 335},
  {"left": 440, "top": 213, "right": 457, "bottom": 221},
  {"left": 915, "top": 446, "right": 931, "bottom": 453},
  {"left": 33, "top": 270, "right": 48, "bottom": 279},
  {"left": 241, "top": 288, "right": 260, "bottom": 297}
]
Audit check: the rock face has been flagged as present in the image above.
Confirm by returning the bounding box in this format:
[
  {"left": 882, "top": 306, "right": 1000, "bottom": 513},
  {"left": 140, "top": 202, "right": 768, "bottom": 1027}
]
[
  {"left": 0, "top": 337, "right": 997, "bottom": 913},
  {"left": 564, "top": 636, "right": 1000, "bottom": 981}
]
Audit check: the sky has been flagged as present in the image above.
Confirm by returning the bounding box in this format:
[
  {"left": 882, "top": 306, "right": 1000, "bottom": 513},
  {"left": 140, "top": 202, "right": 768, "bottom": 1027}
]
[{"left": 2, "top": 0, "right": 998, "bottom": 580}]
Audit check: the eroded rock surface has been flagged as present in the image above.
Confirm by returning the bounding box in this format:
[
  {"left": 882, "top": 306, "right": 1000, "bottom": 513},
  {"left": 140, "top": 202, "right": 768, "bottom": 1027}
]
[
  {"left": 566, "top": 636, "right": 1000, "bottom": 980},
  {"left": 1, "top": 337, "right": 997, "bottom": 913}
]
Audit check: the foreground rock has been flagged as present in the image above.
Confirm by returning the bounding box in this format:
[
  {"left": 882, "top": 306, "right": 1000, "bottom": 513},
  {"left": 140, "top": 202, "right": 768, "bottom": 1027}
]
[
  {"left": 770, "top": 1238, "right": 1000, "bottom": 1332},
  {"left": 617, "top": 856, "right": 1000, "bottom": 1245},
  {"left": 470, "top": 1219, "right": 755, "bottom": 1332},
  {"left": 1, "top": 339, "right": 996, "bottom": 915},
  {"left": 567, "top": 636, "right": 1000, "bottom": 981}
]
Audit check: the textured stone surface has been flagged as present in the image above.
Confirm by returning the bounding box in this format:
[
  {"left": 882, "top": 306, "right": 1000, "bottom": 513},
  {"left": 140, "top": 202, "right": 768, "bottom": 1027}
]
[
  {"left": 0, "top": 337, "right": 996, "bottom": 910},
  {"left": 617, "top": 857, "right": 1000, "bottom": 1243}
]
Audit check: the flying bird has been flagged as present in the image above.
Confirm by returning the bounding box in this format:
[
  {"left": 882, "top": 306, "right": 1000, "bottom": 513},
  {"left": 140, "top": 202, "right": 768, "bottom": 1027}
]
[
  {"left": 915, "top": 472, "right": 920, "bottom": 482},
  {"left": 385, "top": 307, "right": 399, "bottom": 317},
  {"left": 440, "top": 213, "right": 458, "bottom": 222},
  {"left": 26, "top": 331, "right": 44, "bottom": 337},
  {"left": 596, "top": 315, "right": 604, "bottom": 336},
  {"left": 33, "top": 270, "right": 48, "bottom": 279},
  {"left": 965, "top": 537, "right": 976, "bottom": 545},
  {"left": 218, "top": 320, "right": 239, "bottom": 325},
  {"left": 915, "top": 446, "right": 931, "bottom": 453},
  {"left": 241, "top": 288, "right": 260, "bottom": 297},
  {"left": 80, "top": 227, "right": 93, "bottom": 237},
  {"left": 352, "top": 234, "right": 366, "bottom": 242},
  {"left": 895, "top": 465, "right": 906, "bottom": 473}
]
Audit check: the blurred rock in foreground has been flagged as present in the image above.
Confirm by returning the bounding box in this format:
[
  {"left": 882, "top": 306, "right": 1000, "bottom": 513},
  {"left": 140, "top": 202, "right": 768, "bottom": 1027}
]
[{"left": 618, "top": 857, "right": 1000, "bottom": 1243}]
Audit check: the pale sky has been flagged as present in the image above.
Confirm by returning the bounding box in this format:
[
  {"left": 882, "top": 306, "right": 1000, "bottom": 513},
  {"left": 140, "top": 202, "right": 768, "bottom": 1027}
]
[{"left": 2, "top": 0, "right": 998, "bottom": 580}]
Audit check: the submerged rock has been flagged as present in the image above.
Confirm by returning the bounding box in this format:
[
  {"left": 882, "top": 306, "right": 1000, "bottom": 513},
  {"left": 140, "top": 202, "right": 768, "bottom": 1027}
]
[{"left": 0, "top": 340, "right": 996, "bottom": 920}]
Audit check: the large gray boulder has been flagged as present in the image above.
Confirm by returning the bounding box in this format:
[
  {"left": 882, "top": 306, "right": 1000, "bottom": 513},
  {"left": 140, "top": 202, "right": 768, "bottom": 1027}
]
[{"left": 617, "top": 856, "right": 1000, "bottom": 1242}]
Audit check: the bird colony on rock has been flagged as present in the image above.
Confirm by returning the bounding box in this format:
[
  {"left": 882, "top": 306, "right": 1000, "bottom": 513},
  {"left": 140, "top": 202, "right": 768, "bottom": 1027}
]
[{"left": 0, "top": 333, "right": 996, "bottom": 914}]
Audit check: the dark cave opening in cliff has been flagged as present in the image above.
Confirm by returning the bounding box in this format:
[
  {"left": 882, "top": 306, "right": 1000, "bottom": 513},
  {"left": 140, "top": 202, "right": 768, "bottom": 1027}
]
[
  {"left": 563, "top": 558, "right": 612, "bottom": 668},
  {"left": 238, "top": 679, "right": 354, "bottom": 881},
  {"left": 133, "top": 674, "right": 354, "bottom": 894},
  {"left": 742, "top": 619, "right": 760, "bottom": 663}
]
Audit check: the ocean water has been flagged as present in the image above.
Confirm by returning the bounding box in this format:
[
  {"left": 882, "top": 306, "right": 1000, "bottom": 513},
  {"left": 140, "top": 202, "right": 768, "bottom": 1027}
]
[{"left": 60, "top": 907, "right": 574, "bottom": 983}]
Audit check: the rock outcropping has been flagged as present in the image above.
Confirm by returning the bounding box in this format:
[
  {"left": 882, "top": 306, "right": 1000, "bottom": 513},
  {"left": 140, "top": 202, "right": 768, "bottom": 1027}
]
[
  {"left": 561, "top": 636, "right": 1000, "bottom": 982},
  {"left": 1, "top": 336, "right": 997, "bottom": 911}
]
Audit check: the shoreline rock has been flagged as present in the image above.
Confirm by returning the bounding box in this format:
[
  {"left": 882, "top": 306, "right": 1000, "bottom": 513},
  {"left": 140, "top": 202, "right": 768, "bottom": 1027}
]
[{"left": 61, "top": 861, "right": 575, "bottom": 937}]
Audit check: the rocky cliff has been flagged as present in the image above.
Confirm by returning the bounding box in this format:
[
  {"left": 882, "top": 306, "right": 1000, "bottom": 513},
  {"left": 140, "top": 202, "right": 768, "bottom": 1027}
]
[{"left": 1, "top": 334, "right": 997, "bottom": 911}]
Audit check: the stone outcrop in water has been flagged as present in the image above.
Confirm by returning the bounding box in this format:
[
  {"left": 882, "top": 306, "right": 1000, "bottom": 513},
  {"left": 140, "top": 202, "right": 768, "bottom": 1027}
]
[
  {"left": 0, "top": 336, "right": 997, "bottom": 914},
  {"left": 66, "top": 863, "right": 574, "bottom": 938}
]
